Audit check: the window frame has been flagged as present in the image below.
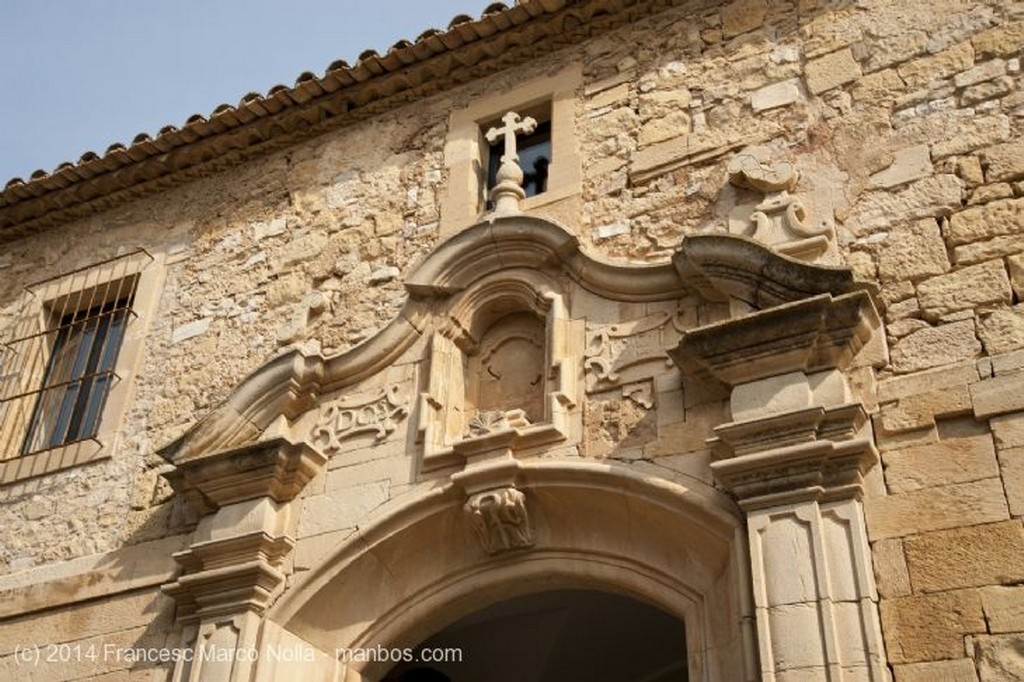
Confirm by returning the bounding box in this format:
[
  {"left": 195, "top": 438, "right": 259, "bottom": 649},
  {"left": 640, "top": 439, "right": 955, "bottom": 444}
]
[
  {"left": 0, "top": 250, "right": 164, "bottom": 484},
  {"left": 439, "top": 63, "right": 582, "bottom": 236}
]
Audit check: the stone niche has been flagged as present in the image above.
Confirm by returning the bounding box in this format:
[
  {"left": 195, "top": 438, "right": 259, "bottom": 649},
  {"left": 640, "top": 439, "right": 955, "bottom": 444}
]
[{"left": 418, "top": 272, "right": 577, "bottom": 471}]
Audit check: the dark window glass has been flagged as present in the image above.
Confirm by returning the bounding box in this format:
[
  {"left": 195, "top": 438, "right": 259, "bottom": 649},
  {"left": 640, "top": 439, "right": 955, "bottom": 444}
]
[
  {"left": 486, "top": 119, "right": 552, "bottom": 204},
  {"left": 21, "top": 299, "right": 131, "bottom": 454}
]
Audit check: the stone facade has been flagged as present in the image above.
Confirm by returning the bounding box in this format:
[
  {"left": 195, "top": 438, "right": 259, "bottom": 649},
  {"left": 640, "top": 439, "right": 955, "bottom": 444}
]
[{"left": 0, "top": 0, "right": 1022, "bottom": 680}]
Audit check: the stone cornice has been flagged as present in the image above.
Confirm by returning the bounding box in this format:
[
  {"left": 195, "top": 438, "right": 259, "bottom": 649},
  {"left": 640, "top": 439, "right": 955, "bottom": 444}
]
[{"left": 669, "top": 291, "right": 881, "bottom": 388}]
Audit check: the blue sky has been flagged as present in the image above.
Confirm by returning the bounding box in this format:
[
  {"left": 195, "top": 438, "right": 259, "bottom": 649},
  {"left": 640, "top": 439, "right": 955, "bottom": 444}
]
[{"left": 0, "top": 1, "right": 487, "bottom": 183}]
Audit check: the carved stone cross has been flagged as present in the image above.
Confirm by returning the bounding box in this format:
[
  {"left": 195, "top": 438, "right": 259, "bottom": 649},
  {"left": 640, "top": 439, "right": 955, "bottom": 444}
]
[
  {"left": 484, "top": 111, "right": 538, "bottom": 214},
  {"left": 485, "top": 111, "right": 537, "bottom": 164}
]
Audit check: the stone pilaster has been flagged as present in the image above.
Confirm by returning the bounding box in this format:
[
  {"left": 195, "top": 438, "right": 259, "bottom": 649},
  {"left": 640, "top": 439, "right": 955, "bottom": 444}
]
[
  {"left": 671, "top": 291, "right": 889, "bottom": 682},
  {"left": 161, "top": 437, "right": 326, "bottom": 682}
]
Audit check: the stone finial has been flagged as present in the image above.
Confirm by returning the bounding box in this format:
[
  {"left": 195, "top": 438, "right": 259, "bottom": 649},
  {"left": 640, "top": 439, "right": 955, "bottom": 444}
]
[{"left": 484, "top": 111, "right": 537, "bottom": 214}]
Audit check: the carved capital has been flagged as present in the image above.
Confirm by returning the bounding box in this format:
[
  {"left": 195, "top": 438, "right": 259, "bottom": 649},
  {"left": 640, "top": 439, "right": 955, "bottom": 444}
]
[
  {"left": 464, "top": 486, "right": 534, "bottom": 554},
  {"left": 710, "top": 404, "right": 878, "bottom": 509}
]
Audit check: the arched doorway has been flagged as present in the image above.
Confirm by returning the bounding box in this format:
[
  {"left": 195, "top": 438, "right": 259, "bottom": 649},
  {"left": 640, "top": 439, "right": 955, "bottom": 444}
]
[
  {"left": 268, "top": 462, "right": 755, "bottom": 681},
  {"left": 381, "top": 588, "right": 687, "bottom": 682}
]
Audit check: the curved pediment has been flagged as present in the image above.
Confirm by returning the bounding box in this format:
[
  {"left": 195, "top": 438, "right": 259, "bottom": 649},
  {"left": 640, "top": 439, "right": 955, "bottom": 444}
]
[{"left": 159, "top": 215, "right": 865, "bottom": 468}]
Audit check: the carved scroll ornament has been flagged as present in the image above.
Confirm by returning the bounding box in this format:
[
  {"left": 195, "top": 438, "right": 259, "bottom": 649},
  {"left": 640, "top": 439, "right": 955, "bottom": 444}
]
[{"left": 311, "top": 384, "right": 409, "bottom": 454}]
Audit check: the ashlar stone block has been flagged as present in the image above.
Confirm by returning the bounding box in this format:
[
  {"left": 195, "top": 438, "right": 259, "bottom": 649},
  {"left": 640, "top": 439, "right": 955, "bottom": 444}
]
[
  {"left": 805, "top": 48, "right": 863, "bottom": 94},
  {"left": 917, "top": 260, "right": 1012, "bottom": 321},
  {"left": 877, "top": 217, "right": 949, "bottom": 284},
  {"left": 946, "top": 197, "right": 1024, "bottom": 246},
  {"left": 981, "top": 586, "right": 1024, "bottom": 634},
  {"left": 890, "top": 320, "right": 981, "bottom": 374},
  {"left": 903, "top": 521, "right": 1024, "bottom": 592},
  {"left": 865, "top": 477, "right": 1008, "bottom": 540},
  {"left": 882, "top": 431, "right": 997, "bottom": 494},
  {"left": 880, "top": 589, "right": 986, "bottom": 664},
  {"left": 893, "top": 659, "right": 979, "bottom": 682}
]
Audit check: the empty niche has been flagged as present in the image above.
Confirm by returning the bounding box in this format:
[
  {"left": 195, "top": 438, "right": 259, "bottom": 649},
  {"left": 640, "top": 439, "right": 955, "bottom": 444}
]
[
  {"left": 466, "top": 311, "right": 546, "bottom": 435},
  {"left": 418, "top": 279, "right": 577, "bottom": 470}
]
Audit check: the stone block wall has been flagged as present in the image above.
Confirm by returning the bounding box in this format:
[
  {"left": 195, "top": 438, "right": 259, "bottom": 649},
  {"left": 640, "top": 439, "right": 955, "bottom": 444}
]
[{"left": 0, "top": 0, "right": 1022, "bottom": 679}]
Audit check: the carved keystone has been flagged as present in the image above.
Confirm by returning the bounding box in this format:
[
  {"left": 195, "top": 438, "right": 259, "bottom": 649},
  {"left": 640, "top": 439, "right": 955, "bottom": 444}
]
[{"left": 464, "top": 486, "right": 534, "bottom": 554}]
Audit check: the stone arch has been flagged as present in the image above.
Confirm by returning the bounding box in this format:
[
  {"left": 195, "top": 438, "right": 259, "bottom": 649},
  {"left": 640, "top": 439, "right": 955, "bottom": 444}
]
[{"left": 268, "top": 461, "right": 755, "bottom": 682}]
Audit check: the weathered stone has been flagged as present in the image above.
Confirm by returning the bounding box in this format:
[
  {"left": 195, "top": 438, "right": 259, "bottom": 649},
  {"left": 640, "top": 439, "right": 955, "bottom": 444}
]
[
  {"left": 954, "top": 58, "right": 1007, "bottom": 88},
  {"left": 1008, "top": 254, "right": 1024, "bottom": 300},
  {"left": 971, "top": 373, "right": 1024, "bottom": 418},
  {"left": 897, "top": 41, "right": 975, "bottom": 90},
  {"left": 978, "top": 306, "right": 1024, "bottom": 356},
  {"left": 638, "top": 109, "right": 692, "bottom": 146},
  {"left": 872, "top": 538, "right": 912, "bottom": 599},
  {"left": 865, "top": 477, "right": 1008, "bottom": 540},
  {"left": 904, "top": 521, "right": 1024, "bottom": 592},
  {"left": 973, "top": 634, "right": 1024, "bottom": 682},
  {"left": 878, "top": 360, "right": 982, "bottom": 403},
  {"left": 931, "top": 114, "right": 1012, "bottom": 159},
  {"left": 917, "top": 260, "right": 1012, "bottom": 321},
  {"left": 981, "top": 141, "right": 1024, "bottom": 183},
  {"left": 297, "top": 481, "right": 389, "bottom": 537},
  {"left": 877, "top": 217, "right": 949, "bottom": 283},
  {"left": 851, "top": 68, "right": 906, "bottom": 105},
  {"left": 751, "top": 79, "right": 801, "bottom": 111},
  {"left": 972, "top": 21, "right": 1024, "bottom": 58},
  {"left": 883, "top": 432, "right": 998, "bottom": 493},
  {"left": 993, "top": 413, "right": 1024, "bottom": 449},
  {"left": 805, "top": 48, "right": 863, "bottom": 94},
  {"left": 171, "top": 317, "right": 212, "bottom": 344},
  {"left": 869, "top": 145, "right": 933, "bottom": 190},
  {"left": 981, "top": 586, "right": 1024, "bottom": 634},
  {"left": 887, "top": 318, "right": 930, "bottom": 339},
  {"left": 843, "top": 174, "right": 964, "bottom": 238},
  {"left": 893, "top": 659, "right": 979, "bottom": 682},
  {"left": 879, "top": 589, "right": 986, "bottom": 664},
  {"left": 953, "top": 235, "right": 1024, "bottom": 265},
  {"left": 890, "top": 320, "right": 981, "bottom": 374},
  {"left": 961, "top": 75, "right": 1015, "bottom": 105},
  {"left": 721, "top": 0, "right": 767, "bottom": 38},
  {"left": 998, "top": 446, "right": 1024, "bottom": 519},
  {"left": 955, "top": 155, "right": 984, "bottom": 185},
  {"left": 968, "top": 182, "right": 1014, "bottom": 205},
  {"left": 879, "top": 384, "right": 972, "bottom": 432},
  {"left": 947, "top": 198, "right": 1024, "bottom": 246}
]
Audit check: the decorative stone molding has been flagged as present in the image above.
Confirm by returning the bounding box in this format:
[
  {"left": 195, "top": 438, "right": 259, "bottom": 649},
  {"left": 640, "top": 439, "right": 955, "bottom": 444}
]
[
  {"left": 673, "top": 233, "right": 864, "bottom": 310},
  {"left": 671, "top": 280, "right": 888, "bottom": 680},
  {"left": 464, "top": 486, "right": 534, "bottom": 554},
  {"left": 166, "top": 436, "right": 326, "bottom": 508},
  {"left": 727, "top": 154, "right": 835, "bottom": 261},
  {"left": 310, "top": 384, "right": 409, "bottom": 454},
  {"left": 159, "top": 436, "right": 326, "bottom": 681}
]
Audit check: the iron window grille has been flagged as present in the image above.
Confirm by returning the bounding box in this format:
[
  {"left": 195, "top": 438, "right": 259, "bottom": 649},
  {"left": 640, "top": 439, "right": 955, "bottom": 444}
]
[{"left": 0, "top": 250, "right": 150, "bottom": 458}]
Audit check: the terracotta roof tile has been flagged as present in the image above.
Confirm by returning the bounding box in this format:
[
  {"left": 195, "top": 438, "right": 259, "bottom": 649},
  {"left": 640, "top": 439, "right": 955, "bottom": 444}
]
[{"left": 1, "top": 0, "right": 648, "bottom": 238}]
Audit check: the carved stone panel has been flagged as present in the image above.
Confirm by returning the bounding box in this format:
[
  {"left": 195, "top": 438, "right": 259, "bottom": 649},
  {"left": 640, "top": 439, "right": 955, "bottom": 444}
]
[
  {"left": 584, "top": 308, "right": 687, "bottom": 391},
  {"left": 311, "top": 384, "right": 409, "bottom": 455}
]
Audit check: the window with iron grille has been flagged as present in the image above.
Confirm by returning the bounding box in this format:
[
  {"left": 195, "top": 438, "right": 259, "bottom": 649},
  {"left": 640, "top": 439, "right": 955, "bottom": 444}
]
[
  {"left": 20, "top": 294, "right": 134, "bottom": 454},
  {"left": 0, "top": 251, "right": 149, "bottom": 461}
]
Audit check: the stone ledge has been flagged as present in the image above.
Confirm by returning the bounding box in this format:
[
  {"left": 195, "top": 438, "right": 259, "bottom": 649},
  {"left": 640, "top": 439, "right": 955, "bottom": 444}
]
[{"left": 0, "top": 534, "right": 187, "bottom": 620}]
